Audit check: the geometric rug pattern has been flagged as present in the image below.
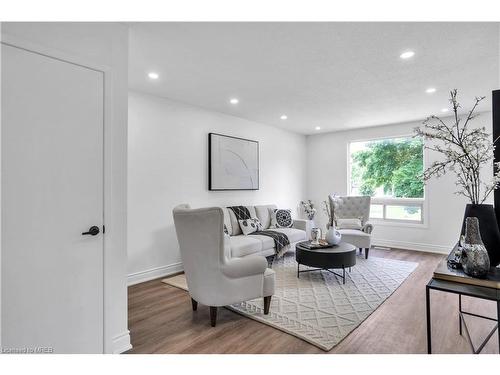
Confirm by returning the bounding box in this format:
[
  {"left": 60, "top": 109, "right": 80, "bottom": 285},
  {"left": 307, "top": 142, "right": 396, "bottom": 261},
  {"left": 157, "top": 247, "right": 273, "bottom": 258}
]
[{"left": 162, "top": 252, "right": 418, "bottom": 351}]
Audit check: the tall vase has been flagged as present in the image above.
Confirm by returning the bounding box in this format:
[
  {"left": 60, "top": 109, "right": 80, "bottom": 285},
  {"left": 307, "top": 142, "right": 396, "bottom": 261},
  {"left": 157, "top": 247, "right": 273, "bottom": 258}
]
[
  {"left": 461, "top": 217, "right": 490, "bottom": 278},
  {"left": 460, "top": 204, "right": 500, "bottom": 267}
]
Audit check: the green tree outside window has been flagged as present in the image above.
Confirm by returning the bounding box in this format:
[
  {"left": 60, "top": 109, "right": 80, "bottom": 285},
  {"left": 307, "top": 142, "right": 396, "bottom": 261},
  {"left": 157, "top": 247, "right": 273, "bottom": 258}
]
[{"left": 350, "top": 137, "right": 424, "bottom": 200}]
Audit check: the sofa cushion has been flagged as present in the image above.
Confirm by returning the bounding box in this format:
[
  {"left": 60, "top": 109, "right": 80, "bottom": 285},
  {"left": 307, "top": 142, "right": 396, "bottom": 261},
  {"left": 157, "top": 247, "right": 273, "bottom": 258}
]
[
  {"left": 227, "top": 206, "right": 257, "bottom": 236},
  {"left": 221, "top": 207, "right": 233, "bottom": 235},
  {"left": 248, "top": 234, "right": 275, "bottom": 251},
  {"left": 254, "top": 204, "right": 277, "bottom": 229},
  {"left": 270, "top": 209, "right": 293, "bottom": 228},
  {"left": 229, "top": 235, "right": 263, "bottom": 257},
  {"left": 271, "top": 227, "right": 306, "bottom": 243},
  {"left": 238, "top": 218, "right": 263, "bottom": 235},
  {"left": 337, "top": 218, "right": 363, "bottom": 230},
  {"left": 338, "top": 229, "right": 371, "bottom": 249}
]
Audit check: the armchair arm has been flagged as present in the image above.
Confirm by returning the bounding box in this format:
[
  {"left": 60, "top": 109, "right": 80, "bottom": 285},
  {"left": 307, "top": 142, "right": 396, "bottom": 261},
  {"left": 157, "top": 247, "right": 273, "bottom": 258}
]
[
  {"left": 293, "top": 219, "right": 308, "bottom": 231},
  {"left": 362, "top": 222, "right": 373, "bottom": 234},
  {"left": 222, "top": 256, "right": 268, "bottom": 279}
]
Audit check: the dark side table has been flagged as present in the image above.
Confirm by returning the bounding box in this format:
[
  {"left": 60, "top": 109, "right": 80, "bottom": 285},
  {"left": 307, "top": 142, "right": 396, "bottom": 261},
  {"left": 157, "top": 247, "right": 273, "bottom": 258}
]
[{"left": 426, "top": 251, "right": 500, "bottom": 354}]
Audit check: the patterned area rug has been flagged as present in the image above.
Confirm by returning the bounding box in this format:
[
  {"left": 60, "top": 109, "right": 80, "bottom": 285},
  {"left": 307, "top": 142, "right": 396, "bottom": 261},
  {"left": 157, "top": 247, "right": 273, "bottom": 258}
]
[{"left": 162, "top": 253, "right": 418, "bottom": 351}]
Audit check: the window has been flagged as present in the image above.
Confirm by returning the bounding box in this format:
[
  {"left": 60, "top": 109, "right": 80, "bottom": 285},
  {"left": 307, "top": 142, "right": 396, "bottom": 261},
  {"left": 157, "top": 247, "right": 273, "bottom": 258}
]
[{"left": 349, "top": 136, "right": 425, "bottom": 224}]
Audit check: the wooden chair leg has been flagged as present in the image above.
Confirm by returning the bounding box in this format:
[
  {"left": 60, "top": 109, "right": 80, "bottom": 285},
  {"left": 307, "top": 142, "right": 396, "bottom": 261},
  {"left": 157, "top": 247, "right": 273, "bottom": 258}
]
[
  {"left": 365, "top": 247, "right": 369, "bottom": 259},
  {"left": 210, "top": 306, "right": 218, "bottom": 327},
  {"left": 191, "top": 298, "right": 198, "bottom": 311},
  {"left": 263, "top": 296, "right": 272, "bottom": 315}
]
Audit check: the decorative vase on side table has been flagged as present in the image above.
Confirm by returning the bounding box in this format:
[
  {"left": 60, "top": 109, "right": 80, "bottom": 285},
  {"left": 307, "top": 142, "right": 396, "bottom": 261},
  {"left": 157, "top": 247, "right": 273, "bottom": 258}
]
[
  {"left": 461, "top": 216, "right": 491, "bottom": 278},
  {"left": 460, "top": 204, "right": 500, "bottom": 267}
]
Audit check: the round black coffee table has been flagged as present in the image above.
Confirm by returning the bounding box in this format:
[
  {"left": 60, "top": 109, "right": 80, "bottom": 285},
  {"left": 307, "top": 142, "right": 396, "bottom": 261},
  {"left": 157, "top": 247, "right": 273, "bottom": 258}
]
[{"left": 295, "top": 241, "right": 357, "bottom": 284}]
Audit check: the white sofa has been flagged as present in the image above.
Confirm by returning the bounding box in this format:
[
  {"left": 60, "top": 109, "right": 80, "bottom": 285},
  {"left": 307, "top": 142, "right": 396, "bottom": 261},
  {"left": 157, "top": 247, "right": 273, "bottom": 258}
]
[{"left": 222, "top": 204, "right": 308, "bottom": 258}]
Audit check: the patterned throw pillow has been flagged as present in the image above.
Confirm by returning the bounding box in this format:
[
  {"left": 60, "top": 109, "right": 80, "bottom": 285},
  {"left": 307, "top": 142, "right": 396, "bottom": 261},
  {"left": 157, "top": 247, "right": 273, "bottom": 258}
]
[
  {"left": 270, "top": 209, "right": 293, "bottom": 228},
  {"left": 238, "top": 217, "right": 263, "bottom": 235}
]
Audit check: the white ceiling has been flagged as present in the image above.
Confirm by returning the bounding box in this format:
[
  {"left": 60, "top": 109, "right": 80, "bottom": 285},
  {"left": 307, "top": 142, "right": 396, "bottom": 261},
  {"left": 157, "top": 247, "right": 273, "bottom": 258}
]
[{"left": 129, "top": 22, "right": 500, "bottom": 135}]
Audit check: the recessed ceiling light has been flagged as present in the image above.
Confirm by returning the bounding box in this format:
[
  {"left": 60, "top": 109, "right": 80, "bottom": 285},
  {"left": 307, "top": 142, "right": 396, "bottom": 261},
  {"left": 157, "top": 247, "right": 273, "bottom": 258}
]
[
  {"left": 400, "top": 50, "right": 415, "bottom": 59},
  {"left": 426, "top": 87, "right": 437, "bottom": 94},
  {"left": 315, "top": 126, "right": 321, "bottom": 130},
  {"left": 441, "top": 108, "right": 449, "bottom": 113},
  {"left": 229, "top": 98, "right": 239, "bottom": 104},
  {"left": 148, "top": 72, "right": 159, "bottom": 80},
  {"left": 280, "top": 115, "right": 288, "bottom": 120}
]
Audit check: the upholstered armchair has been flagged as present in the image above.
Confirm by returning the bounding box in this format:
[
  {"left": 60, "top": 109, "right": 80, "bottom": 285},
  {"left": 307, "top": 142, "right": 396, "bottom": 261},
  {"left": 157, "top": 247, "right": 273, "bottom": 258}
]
[
  {"left": 328, "top": 195, "right": 373, "bottom": 259},
  {"left": 172, "top": 204, "right": 275, "bottom": 327}
]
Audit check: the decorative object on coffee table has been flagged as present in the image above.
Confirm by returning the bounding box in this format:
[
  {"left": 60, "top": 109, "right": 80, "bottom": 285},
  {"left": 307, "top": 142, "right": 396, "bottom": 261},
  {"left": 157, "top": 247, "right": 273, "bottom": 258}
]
[
  {"left": 325, "top": 224, "right": 342, "bottom": 245},
  {"left": 415, "top": 89, "right": 500, "bottom": 266},
  {"left": 302, "top": 219, "right": 316, "bottom": 241},
  {"left": 310, "top": 227, "right": 321, "bottom": 245},
  {"left": 295, "top": 241, "right": 356, "bottom": 284},
  {"left": 299, "top": 239, "right": 333, "bottom": 249},
  {"left": 461, "top": 217, "right": 490, "bottom": 278}
]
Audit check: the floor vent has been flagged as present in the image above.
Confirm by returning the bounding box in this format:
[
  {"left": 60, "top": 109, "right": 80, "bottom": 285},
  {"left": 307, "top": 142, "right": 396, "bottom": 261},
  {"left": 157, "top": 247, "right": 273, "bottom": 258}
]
[{"left": 373, "top": 245, "right": 391, "bottom": 251}]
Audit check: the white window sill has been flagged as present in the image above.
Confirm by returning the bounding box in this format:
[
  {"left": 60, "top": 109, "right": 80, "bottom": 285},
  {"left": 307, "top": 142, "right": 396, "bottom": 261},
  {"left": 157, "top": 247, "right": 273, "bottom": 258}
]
[{"left": 369, "top": 219, "right": 428, "bottom": 229}]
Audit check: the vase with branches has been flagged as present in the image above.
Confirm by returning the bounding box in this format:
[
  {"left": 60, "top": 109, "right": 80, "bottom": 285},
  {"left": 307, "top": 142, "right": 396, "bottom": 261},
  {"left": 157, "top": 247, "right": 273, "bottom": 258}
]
[
  {"left": 300, "top": 200, "right": 317, "bottom": 220},
  {"left": 414, "top": 89, "right": 500, "bottom": 267}
]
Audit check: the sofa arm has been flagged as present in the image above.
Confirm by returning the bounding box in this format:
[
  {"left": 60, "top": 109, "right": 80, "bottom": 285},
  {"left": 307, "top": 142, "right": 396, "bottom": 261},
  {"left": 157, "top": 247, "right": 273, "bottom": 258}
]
[
  {"left": 222, "top": 256, "right": 268, "bottom": 279},
  {"left": 293, "top": 219, "right": 308, "bottom": 231},
  {"left": 362, "top": 222, "right": 373, "bottom": 234}
]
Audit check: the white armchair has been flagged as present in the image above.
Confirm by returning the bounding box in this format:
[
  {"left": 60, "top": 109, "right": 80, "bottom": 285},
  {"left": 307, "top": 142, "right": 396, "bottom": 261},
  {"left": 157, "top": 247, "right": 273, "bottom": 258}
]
[
  {"left": 328, "top": 195, "right": 373, "bottom": 259},
  {"left": 173, "top": 204, "right": 275, "bottom": 327}
]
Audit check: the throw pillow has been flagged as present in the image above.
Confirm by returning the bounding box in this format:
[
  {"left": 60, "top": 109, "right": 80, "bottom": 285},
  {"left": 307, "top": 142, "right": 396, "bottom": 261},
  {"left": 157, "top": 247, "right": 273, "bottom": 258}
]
[
  {"left": 223, "top": 224, "right": 229, "bottom": 235},
  {"left": 238, "top": 217, "right": 263, "bottom": 235},
  {"left": 337, "top": 218, "right": 363, "bottom": 230},
  {"left": 270, "top": 209, "right": 293, "bottom": 228}
]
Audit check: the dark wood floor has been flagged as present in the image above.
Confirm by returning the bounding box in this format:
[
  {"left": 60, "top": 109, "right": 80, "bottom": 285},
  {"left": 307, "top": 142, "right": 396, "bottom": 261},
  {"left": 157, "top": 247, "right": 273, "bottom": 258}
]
[{"left": 127, "top": 248, "right": 499, "bottom": 354}]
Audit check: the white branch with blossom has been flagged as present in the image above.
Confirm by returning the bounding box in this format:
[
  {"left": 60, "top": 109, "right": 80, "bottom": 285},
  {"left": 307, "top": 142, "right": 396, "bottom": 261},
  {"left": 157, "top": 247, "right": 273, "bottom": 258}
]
[
  {"left": 300, "top": 200, "right": 317, "bottom": 220},
  {"left": 414, "top": 89, "right": 500, "bottom": 205}
]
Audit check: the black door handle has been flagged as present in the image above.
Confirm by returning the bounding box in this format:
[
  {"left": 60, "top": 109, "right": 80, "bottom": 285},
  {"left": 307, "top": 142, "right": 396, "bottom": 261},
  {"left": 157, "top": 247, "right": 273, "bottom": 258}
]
[{"left": 82, "top": 226, "right": 100, "bottom": 236}]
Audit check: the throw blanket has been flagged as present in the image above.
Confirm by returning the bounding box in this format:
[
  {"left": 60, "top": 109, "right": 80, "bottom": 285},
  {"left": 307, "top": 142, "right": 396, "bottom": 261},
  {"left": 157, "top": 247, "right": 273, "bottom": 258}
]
[{"left": 228, "top": 206, "right": 290, "bottom": 258}]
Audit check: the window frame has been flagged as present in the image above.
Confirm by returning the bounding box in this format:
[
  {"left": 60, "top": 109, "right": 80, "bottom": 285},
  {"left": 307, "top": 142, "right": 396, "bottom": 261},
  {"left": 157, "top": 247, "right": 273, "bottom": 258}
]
[{"left": 347, "top": 134, "right": 427, "bottom": 226}]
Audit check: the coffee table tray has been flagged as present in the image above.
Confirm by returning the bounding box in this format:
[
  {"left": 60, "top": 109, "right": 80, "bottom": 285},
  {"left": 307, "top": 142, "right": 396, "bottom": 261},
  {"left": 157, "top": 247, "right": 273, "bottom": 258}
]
[{"left": 298, "top": 240, "right": 334, "bottom": 249}]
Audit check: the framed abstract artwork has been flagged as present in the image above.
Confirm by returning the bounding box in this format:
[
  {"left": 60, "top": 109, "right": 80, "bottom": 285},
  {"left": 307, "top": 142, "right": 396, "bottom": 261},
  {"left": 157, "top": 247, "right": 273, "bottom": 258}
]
[{"left": 208, "top": 133, "right": 259, "bottom": 190}]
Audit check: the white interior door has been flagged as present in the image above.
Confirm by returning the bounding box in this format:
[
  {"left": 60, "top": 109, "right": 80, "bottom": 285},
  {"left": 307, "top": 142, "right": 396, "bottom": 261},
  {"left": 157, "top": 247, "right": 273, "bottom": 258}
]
[{"left": 1, "top": 43, "right": 104, "bottom": 353}]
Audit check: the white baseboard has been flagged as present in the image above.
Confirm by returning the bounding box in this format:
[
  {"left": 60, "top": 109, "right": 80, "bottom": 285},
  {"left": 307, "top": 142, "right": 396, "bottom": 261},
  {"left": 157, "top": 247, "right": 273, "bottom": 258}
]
[
  {"left": 112, "top": 330, "right": 132, "bottom": 354},
  {"left": 372, "top": 238, "right": 451, "bottom": 254},
  {"left": 127, "top": 262, "right": 184, "bottom": 286}
]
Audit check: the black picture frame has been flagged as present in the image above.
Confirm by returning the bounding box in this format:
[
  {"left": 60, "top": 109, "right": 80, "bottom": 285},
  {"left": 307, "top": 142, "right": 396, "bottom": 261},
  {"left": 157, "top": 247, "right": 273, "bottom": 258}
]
[{"left": 208, "top": 133, "right": 259, "bottom": 191}]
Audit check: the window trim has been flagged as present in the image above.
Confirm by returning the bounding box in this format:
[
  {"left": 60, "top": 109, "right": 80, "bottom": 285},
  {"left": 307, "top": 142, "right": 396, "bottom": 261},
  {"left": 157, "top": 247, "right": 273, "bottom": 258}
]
[
  {"left": 370, "top": 197, "right": 425, "bottom": 225},
  {"left": 347, "top": 134, "right": 427, "bottom": 226}
]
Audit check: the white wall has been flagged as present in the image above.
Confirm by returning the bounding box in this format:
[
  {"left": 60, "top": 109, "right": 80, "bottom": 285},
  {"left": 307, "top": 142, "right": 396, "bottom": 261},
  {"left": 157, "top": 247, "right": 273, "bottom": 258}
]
[
  {"left": 128, "top": 91, "right": 307, "bottom": 283},
  {"left": 0, "top": 22, "right": 3, "bottom": 347},
  {"left": 1, "top": 22, "right": 129, "bottom": 353},
  {"left": 307, "top": 112, "right": 493, "bottom": 254}
]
